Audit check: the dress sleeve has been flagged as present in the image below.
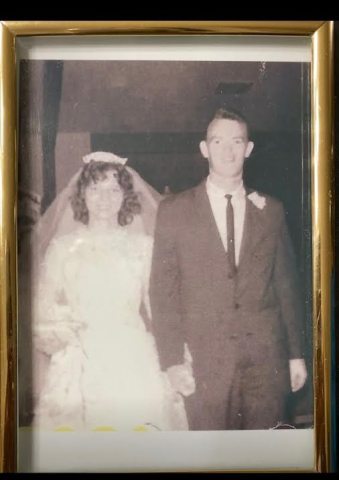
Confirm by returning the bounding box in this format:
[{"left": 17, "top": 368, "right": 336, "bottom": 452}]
[{"left": 32, "top": 238, "right": 78, "bottom": 356}]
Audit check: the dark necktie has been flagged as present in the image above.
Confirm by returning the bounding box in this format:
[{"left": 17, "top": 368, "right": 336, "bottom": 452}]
[{"left": 225, "top": 194, "right": 236, "bottom": 277}]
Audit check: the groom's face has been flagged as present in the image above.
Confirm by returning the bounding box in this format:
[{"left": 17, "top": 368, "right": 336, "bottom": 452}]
[{"left": 200, "top": 118, "right": 254, "bottom": 180}]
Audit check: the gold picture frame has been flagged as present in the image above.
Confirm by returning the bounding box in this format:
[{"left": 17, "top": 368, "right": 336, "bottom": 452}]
[{"left": 0, "top": 21, "right": 334, "bottom": 473}]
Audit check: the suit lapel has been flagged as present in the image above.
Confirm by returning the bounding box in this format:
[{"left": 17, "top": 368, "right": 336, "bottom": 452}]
[
  {"left": 192, "top": 183, "right": 268, "bottom": 290},
  {"left": 237, "top": 196, "right": 253, "bottom": 271},
  {"left": 193, "top": 181, "right": 228, "bottom": 263},
  {"left": 237, "top": 190, "right": 266, "bottom": 293}
]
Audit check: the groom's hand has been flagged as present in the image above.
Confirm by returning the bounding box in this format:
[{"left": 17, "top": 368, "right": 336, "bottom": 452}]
[
  {"left": 289, "top": 358, "right": 307, "bottom": 392},
  {"left": 167, "top": 364, "right": 195, "bottom": 397}
]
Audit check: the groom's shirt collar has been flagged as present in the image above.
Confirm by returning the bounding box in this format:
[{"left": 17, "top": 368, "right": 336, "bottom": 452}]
[{"left": 206, "top": 176, "right": 246, "bottom": 200}]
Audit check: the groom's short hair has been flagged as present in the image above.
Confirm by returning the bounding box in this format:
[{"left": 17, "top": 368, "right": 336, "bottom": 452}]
[{"left": 207, "top": 108, "right": 251, "bottom": 139}]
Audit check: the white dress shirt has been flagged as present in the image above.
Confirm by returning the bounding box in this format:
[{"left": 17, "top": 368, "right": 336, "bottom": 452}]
[{"left": 205, "top": 176, "right": 246, "bottom": 266}]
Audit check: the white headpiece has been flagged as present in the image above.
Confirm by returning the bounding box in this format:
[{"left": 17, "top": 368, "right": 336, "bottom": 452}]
[{"left": 82, "top": 151, "right": 128, "bottom": 165}]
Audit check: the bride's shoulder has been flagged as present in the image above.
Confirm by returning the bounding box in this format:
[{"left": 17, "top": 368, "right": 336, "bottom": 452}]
[
  {"left": 130, "top": 231, "right": 153, "bottom": 245},
  {"left": 45, "top": 227, "right": 87, "bottom": 257},
  {"left": 124, "top": 231, "right": 153, "bottom": 252}
]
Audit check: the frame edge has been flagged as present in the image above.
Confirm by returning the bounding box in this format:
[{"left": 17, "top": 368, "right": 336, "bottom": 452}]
[{"left": 0, "top": 20, "right": 18, "bottom": 473}]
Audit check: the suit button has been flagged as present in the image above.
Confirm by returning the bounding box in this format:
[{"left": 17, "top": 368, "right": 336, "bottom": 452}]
[
  {"left": 228, "top": 273, "right": 234, "bottom": 279},
  {"left": 234, "top": 303, "right": 240, "bottom": 309}
]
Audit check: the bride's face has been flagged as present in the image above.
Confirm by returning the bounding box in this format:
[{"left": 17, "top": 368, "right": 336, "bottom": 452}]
[{"left": 85, "top": 173, "right": 123, "bottom": 223}]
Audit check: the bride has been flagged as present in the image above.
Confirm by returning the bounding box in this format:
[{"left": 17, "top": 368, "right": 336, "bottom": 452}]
[{"left": 31, "top": 151, "right": 194, "bottom": 431}]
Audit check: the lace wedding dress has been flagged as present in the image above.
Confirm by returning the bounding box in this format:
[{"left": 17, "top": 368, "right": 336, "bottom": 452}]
[{"left": 33, "top": 226, "right": 188, "bottom": 431}]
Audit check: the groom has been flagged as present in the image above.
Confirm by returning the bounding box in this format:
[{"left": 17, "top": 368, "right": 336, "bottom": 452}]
[{"left": 150, "top": 108, "right": 307, "bottom": 430}]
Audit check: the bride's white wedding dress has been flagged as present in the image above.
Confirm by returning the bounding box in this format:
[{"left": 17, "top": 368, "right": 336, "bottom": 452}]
[{"left": 33, "top": 226, "right": 188, "bottom": 431}]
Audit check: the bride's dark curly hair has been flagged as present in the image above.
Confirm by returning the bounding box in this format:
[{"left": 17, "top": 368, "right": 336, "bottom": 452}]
[{"left": 70, "top": 160, "right": 141, "bottom": 226}]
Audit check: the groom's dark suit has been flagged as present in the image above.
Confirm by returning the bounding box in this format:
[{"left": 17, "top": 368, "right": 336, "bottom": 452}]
[{"left": 150, "top": 180, "right": 304, "bottom": 430}]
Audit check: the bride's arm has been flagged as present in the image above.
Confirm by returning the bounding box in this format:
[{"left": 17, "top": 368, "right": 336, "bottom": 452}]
[{"left": 33, "top": 239, "right": 79, "bottom": 356}]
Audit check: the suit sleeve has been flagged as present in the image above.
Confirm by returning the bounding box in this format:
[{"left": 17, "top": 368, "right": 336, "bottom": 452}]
[
  {"left": 149, "top": 200, "right": 185, "bottom": 370},
  {"left": 273, "top": 205, "right": 305, "bottom": 359}
]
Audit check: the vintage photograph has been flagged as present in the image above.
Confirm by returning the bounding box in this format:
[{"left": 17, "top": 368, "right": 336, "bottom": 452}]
[{"left": 16, "top": 47, "right": 314, "bottom": 470}]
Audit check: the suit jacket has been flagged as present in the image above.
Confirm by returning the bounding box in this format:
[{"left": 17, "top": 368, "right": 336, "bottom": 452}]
[{"left": 149, "top": 180, "right": 304, "bottom": 386}]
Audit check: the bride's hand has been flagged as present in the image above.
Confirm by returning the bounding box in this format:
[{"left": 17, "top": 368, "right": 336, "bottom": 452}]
[
  {"left": 167, "top": 363, "right": 196, "bottom": 397},
  {"left": 34, "top": 321, "right": 86, "bottom": 355}
]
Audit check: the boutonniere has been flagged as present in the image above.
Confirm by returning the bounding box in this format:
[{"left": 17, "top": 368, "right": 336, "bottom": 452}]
[{"left": 248, "top": 191, "right": 266, "bottom": 210}]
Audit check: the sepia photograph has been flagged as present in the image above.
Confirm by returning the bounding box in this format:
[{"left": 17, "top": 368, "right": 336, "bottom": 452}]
[
  {"left": 13, "top": 35, "right": 316, "bottom": 472},
  {"left": 0, "top": 25, "right": 332, "bottom": 473}
]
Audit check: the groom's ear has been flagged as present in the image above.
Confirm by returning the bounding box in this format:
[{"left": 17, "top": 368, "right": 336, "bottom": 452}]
[
  {"left": 245, "top": 141, "right": 254, "bottom": 158},
  {"left": 199, "top": 140, "right": 209, "bottom": 159}
]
